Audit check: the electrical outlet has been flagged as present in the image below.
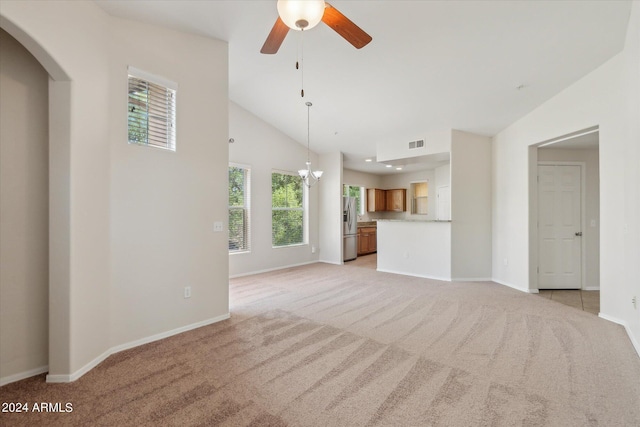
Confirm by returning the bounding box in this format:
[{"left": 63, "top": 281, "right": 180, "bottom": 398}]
[
  {"left": 184, "top": 286, "right": 191, "bottom": 299},
  {"left": 311, "top": 245, "right": 316, "bottom": 254},
  {"left": 213, "top": 221, "right": 224, "bottom": 232},
  {"left": 633, "top": 296, "right": 637, "bottom": 309}
]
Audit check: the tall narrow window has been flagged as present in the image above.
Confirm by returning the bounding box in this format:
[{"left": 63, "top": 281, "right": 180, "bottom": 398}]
[
  {"left": 272, "top": 171, "right": 305, "bottom": 247},
  {"left": 128, "top": 67, "right": 177, "bottom": 151},
  {"left": 229, "top": 165, "right": 251, "bottom": 252}
]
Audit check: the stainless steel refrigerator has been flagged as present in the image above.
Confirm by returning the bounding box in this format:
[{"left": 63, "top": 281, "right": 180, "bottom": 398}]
[{"left": 343, "top": 196, "right": 357, "bottom": 261}]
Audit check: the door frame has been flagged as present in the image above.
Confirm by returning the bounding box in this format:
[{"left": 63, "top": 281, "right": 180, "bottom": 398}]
[{"left": 533, "top": 161, "right": 587, "bottom": 291}]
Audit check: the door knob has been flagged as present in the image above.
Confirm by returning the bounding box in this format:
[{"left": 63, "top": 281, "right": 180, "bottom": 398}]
[{"left": 575, "top": 232, "right": 583, "bottom": 236}]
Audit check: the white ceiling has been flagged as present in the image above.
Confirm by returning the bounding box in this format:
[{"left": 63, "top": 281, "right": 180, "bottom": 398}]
[{"left": 96, "top": 0, "right": 629, "bottom": 174}]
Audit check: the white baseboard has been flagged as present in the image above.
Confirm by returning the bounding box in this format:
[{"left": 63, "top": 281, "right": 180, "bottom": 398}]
[
  {"left": 376, "top": 267, "right": 451, "bottom": 282},
  {"left": 583, "top": 287, "right": 600, "bottom": 291},
  {"left": 0, "top": 365, "right": 48, "bottom": 387},
  {"left": 491, "top": 278, "right": 533, "bottom": 293},
  {"left": 451, "top": 277, "right": 493, "bottom": 282},
  {"left": 318, "top": 259, "right": 342, "bottom": 266},
  {"left": 598, "top": 313, "right": 640, "bottom": 358},
  {"left": 229, "top": 261, "right": 318, "bottom": 278},
  {"left": 46, "top": 313, "right": 230, "bottom": 384}
]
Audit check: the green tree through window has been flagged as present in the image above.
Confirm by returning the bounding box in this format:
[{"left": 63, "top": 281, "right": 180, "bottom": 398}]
[
  {"left": 229, "top": 166, "right": 250, "bottom": 252},
  {"left": 272, "top": 172, "right": 304, "bottom": 247}
]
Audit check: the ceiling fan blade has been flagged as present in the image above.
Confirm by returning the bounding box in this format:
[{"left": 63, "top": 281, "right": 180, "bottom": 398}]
[
  {"left": 261, "top": 17, "right": 289, "bottom": 54},
  {"left": 322, "top": 3, "right": 372, "bottom": 49}
]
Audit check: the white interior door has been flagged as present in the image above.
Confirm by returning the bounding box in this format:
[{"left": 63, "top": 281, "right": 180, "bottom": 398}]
[
  {"left": 538, "top": 165, "right": 582, "bottom": 289},
  {"left": 437, "top": 186, "right": 450, "bottom": 220}
]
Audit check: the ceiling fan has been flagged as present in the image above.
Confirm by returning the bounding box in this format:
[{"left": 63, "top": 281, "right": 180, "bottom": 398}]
[{"left": 261, "top": 0, "right": 372, "bottom": 54}]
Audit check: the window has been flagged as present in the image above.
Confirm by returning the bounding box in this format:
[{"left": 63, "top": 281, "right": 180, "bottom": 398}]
[
  {"left": 343, "top": 185, "right": 364, "bottom": 215},
  {"left": 128, "top": 67, "right": 177, "bottom": 151},
  {"left": 410, "top": 181, "right": 428, "bottom": 215},
  {"left": 272, "top": 171, "right": 305, "bottom": 247},
  {"left": 229, "top": 165, "right": 251, "bottom": 252}
]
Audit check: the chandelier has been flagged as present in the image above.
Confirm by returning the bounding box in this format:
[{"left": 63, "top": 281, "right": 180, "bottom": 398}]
[{"left": 298, "top": 101, "right": 323, "bottom": 187}]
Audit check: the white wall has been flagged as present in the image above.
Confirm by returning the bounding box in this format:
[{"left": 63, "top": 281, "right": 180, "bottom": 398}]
[
  {"left": 435, "top": 163, "right": 451, "bottom": 219},
  {"left": 377, "top": 221, "right": 451, "bottom": 281},
  {"left": 229, "top": 102, "right": 319, "bottom": 276},
  {"left": 319, "top": 152, "right": 343, "bottom": 264},
  {"left": 376, "top": 129, "right": 451, "bottom": 162},
  {"left": 0, "top": 1, "right": 230, "bottom": 382},
  {"left": 0, "top": 29, "right": 49, "bottom": 382},
  {"left": 450, "top": 131, "right": 492, "bottom": 281},
  {"left": 537, "top": 147, "right": 600, "bottom": 290},
  {"left": 492, "top": 2, "right": 640, "bottom": 352},
  {"left": 2, "top": 0, "right": 112, "bottom": 380},
  {"left": 108, "top": 17, "right": 229, "bottom": 347}
]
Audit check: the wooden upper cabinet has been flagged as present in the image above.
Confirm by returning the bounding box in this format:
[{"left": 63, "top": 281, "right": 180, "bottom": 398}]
[
  {"left": 367, "top": 188, "right": 406, "bottom": 212},
  {"left": 367, "top": 188, "right": 386, "bottom": 212},
  {"left": 386, "top": 189, "right": 406, "bottom": 212}
]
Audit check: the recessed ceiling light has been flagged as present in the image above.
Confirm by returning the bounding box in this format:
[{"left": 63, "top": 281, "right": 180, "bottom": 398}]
[
  {"left": 365, "top": 158, "right": 372, "bottom": 162},
  {"left": 385, "top": 164, "right": 392, "bottom": 168},
  {"left": 396, "top": 167, "right": 403, "bottom": 170}
]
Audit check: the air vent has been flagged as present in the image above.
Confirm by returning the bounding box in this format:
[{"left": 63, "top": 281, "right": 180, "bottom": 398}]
[{"left": 408, "top": 139, "right": 425, "bottom": 149}]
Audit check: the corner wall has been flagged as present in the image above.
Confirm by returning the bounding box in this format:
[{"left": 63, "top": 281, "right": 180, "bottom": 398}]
[
  {"left": 0, "top": 0, "right": 231, "bottom": 382},
  {"left": 450, "top": 131, "right": 492, "bottom": 281},
  {"left": 229, "top": 102, "right": 319, "bottom": 277},
  {"left": 1, "top": 0, "right": 112, "bottom": 381},
  {"left": 0, "top": 29, "right": 49, "bottom": 383},
  {"left": 319, "top": 152, "right": 343, "bottom": 264},
  {"left": 492, "top": 3, "right": 640, "bottom": 353}
]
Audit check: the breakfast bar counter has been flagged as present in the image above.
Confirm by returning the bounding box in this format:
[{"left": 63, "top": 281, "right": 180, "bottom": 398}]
[{"left": 376, "top": 219, "right": 452, "bottom": 281}]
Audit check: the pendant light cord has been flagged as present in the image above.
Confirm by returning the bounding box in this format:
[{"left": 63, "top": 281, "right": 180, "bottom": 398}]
[
  {"left": 300, "top": 30, "right": 305, "bottom": 97},
  {"left": 306, "top": 101, "right": 312, "bottom": 162}
]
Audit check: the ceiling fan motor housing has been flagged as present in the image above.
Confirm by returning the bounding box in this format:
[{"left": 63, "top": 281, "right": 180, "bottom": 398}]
[{"left": 277, "top": 0, "right": 326, "bottom": 31}]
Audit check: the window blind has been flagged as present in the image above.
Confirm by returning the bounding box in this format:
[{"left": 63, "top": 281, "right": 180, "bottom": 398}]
[
  {"left": 229, "top": 165, "right": 251, "bottom": 252},
  {"left": 128, "top": 68, "right": 176, "bottom": 151}
]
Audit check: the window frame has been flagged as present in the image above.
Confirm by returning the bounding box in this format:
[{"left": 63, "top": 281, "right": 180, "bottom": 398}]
[
  {"left": 271, "top": 170, "right": 307, "bottom": 248},
  {"left": 127, "top": 66, "right": 177, "bottom": 152},
  {"left": 228, "top": 163, "right": 251, "bottom": 254}
]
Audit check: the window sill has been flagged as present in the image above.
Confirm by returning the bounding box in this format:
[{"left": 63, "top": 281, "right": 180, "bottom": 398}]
[
  {"left": 272, "top": 243, "right": 307, "bottom": 249},
  {"left": 229, "top": 250, "right": 251, "bottom": 255}
]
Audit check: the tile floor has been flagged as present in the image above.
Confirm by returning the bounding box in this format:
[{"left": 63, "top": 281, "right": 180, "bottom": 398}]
[{"left": 537, "top": 289, "right": 600, "bottom": 314}]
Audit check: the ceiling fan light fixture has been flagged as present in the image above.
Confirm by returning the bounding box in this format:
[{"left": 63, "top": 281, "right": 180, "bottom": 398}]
[{"left": 277, "top": 0, "right": 326, "bottom": 31}]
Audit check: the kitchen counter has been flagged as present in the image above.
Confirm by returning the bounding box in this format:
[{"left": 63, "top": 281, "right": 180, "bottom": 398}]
[
  {"left": 375, "top": 219, "right": 451, "bottom": 223},
  {"left": 357, "top": 221, "right": 377, "bottom": 228}
]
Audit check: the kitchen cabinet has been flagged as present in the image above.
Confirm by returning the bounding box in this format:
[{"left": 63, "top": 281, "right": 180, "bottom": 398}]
[
  {"left": 386, "top": 189, "right": 407, "bottom": 212},
  {"left": 358, "top": 227, "right": 377, "bottom": 255},
  {"left": 367, "top": 188, "right": 386, "bottom": 212}
]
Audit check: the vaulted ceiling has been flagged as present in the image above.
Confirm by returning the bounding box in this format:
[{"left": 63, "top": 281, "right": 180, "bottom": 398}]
[{"left": 96, "top": 0, "right": 630, "bottom": 172}]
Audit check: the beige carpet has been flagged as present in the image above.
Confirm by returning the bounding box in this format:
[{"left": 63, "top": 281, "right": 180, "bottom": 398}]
[{"left": 1, "top": 262, "right": 639, "bottom": 426}]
